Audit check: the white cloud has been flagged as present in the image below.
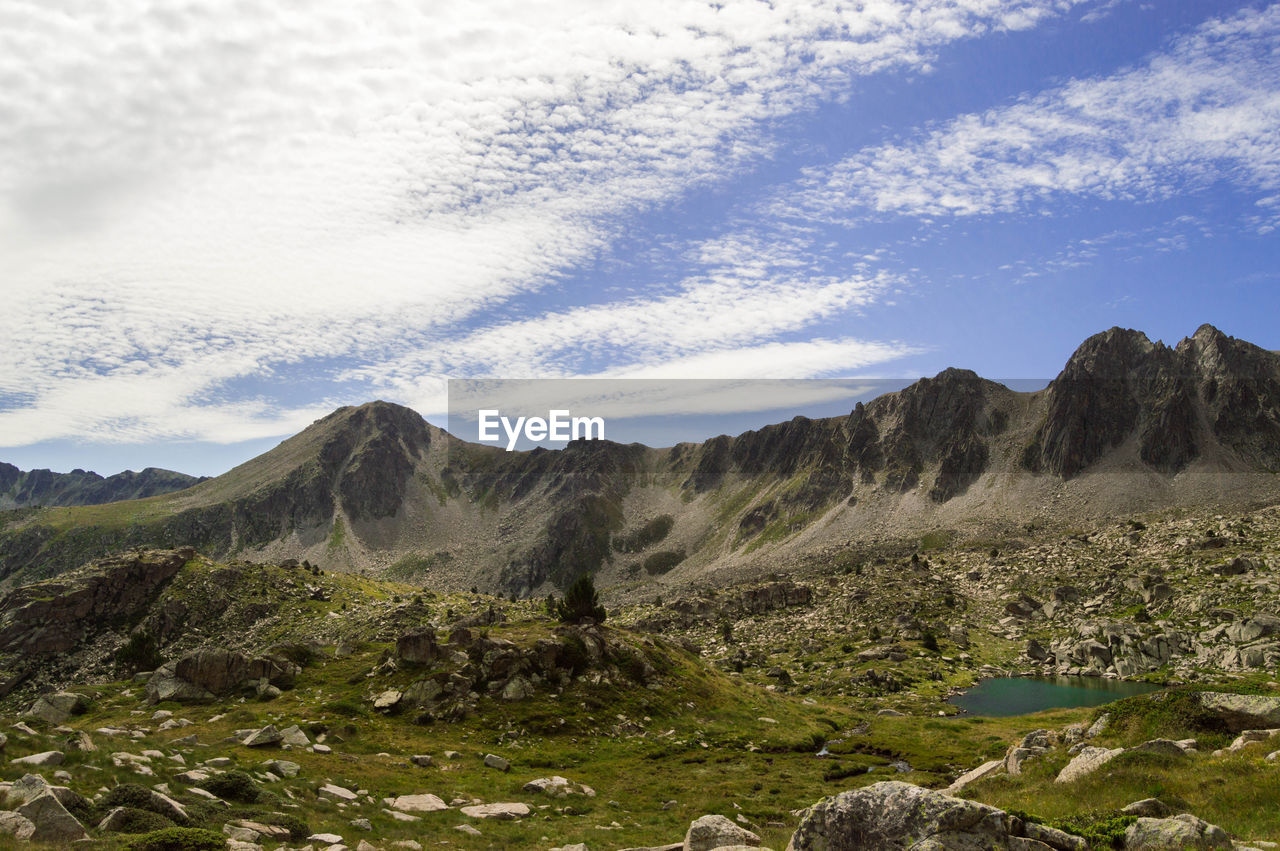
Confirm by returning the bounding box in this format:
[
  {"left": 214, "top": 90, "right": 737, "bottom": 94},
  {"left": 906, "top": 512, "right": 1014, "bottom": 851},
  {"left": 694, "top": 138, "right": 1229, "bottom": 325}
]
[
  {"left": 787, "top": 4, "right": 1280, "bottom": 220},
  {"left": 2, "top": 0, "right": 1073, "bottom": 447}
]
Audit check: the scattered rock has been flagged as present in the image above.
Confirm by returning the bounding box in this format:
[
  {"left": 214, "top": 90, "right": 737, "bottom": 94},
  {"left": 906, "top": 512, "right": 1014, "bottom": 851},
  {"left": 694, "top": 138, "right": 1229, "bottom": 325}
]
[
  {"left": 483, "top": 753, "right": 510, "bottom": 771},
  {"left": 242, "top": 725, "right": 283, "bottom": 747},
  {"left": 459, "top": 802, "right": 530, "bottom": 819}
]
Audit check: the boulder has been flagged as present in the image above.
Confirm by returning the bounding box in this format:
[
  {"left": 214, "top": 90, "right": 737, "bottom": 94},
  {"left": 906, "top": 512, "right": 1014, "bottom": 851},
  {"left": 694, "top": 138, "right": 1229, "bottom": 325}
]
[
  {"left": 1055, "top": 746, "right": 1123, "bottom": 783},
  {"left": 10, "top": 751, "right": 65, "bottom": 767},
  {"left": 1121, "top": 799, "right": 1176, "bottom": 818},
  {"left": 242, "top": 725, "right": 283, "bottom": 747},
  {"left": 942, "top": 760, "right": 1003, "bottom": 796},
  {"left": 1128, "top": 739, "right": 1187, "bottom": 758},
  {"left": 483, "top": 753, "right": 510, "bottom": 771},
  {"left": 0, "top": 811, "right": 36, "bottom": 840},
  {"left": 1194, "top": 692, "right": 1280, "bottom": 732},
  {"left": 397, "top": 628, "right": 440, "bottom": 665},
  {"left": 785, "top": 781, "right": 1084, "bottom": 850},
  {"left": 459, "top": 802, "right": 530, "bottom": 819},
  {"left": 373, "top": 690, "right": 403, "bottom": 711},
  {"left": 26, "top": 692, "right": 88, "bottom": 725},
  {"left": 1124, "top": 814, "right": 1232, "bottom": 849},
  {"left": 685, "top": 814, "right": 761, "bottom": 851},
  {"left": 523, "top": 776, "right": 595, "bottom": 797},
  {"left": 389, "top": 794, "right": 448, "bottom": 813},
  {"left": 147, "top": 648, "right": 299, "bottom": 703},
  {"left": 14, "top": 791, "right": 87, "bottom": 843}
]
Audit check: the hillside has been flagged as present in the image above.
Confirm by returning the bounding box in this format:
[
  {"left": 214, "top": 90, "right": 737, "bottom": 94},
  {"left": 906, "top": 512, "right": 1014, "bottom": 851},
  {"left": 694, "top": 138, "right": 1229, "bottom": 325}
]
[
  {"left": 0, "top": 502, "right": 1279, "bottom": 848},
  {"left": 2, "top": 324, "right": 1279, "bottom": 596}
]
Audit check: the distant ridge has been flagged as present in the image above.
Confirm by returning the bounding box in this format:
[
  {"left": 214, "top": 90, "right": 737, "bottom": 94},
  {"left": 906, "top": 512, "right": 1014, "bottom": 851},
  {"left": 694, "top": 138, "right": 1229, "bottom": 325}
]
[
  {"left": 2, "top": 324, "right": 1278, "bottom": 594},
  {"left": 0, "top": 464, "right": 205, "bottom": 511}
]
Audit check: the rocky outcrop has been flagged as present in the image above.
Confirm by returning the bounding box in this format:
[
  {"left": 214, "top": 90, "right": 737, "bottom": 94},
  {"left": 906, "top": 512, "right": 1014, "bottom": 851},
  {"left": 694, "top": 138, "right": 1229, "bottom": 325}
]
[
  {"left": 390, "top": 624, "right": 666, "bottom": 718},
  {"left": 1193, "top": 692, "right": 1280, "bottom": 732},
  {"left": 638, "top": 581, "right": 813, "bottom": 631},
  {"left": 786, "top": 781, "right": 1086, "bottom": 850},
  {"left": 146, "top": 647, "right": 299, "bottom": 704},
  {"left": 0, "top": 549, "right": 191, "bottom": 658}
]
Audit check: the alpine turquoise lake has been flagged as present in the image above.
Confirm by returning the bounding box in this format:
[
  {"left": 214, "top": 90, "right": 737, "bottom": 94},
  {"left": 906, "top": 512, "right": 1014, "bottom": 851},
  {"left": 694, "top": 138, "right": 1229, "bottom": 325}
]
[{"left": 948, "top": 676, "right": 1165, "bottom": 717}]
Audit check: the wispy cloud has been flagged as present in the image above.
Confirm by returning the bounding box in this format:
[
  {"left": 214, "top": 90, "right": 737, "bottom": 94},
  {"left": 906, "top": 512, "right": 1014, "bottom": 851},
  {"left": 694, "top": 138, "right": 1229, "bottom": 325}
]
[
  {"left": 786, "top": 5, "right": 1280, "bottom": 221},
  {"left": 2, "top": 0, "right": 1076, "bottom": 446}
]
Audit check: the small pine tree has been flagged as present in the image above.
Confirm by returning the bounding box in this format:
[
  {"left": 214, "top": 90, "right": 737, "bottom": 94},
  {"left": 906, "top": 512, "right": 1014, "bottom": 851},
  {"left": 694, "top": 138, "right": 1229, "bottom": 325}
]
[
  {"left": 922, "top": 630, "right": 939, "bottom": 652},
  {"left": 720, "top": 619, "right": 734, "bottom": 644},
  {"left": 869, "top": 624, "right": 882, "bottom": 642},
  {"left": 556, "top": 573, "right": 606, "bottom": 625}
]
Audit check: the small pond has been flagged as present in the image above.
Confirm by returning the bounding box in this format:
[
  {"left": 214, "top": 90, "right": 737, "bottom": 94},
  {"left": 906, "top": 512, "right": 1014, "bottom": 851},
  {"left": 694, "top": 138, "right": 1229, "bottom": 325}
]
[{"left": 948, "top": 676, "right": 1164, "bottom": 717}]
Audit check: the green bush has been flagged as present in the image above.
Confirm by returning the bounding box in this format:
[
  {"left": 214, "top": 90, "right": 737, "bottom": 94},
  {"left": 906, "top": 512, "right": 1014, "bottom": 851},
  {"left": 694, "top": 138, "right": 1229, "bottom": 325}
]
[
  {"left": 126, "top": 827, "right": 227, "bottom": 851},
  {"left": 198, "top": 770, "right": 260, "bottom": 804},
  {"left": 271, "top": 642, "right": 320, "bottom": 669},
  {"left": 101, "top": 784, "right": 157, "bottom": 811},
  {"left": 642, "top": 549, "right": 686, "bottom": 575},
  {"left": 100, "top": 807, "right": 173, "bottom": 834},
  {"left": 263, "top": 812, "right": 310, "bottom": 841}
]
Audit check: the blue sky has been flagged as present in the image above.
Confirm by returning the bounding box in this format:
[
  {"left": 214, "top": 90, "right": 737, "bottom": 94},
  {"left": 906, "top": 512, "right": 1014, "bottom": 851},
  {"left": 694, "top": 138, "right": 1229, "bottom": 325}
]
[{"left": 2, "top": 0, "right": 1278, "bottom": 477}]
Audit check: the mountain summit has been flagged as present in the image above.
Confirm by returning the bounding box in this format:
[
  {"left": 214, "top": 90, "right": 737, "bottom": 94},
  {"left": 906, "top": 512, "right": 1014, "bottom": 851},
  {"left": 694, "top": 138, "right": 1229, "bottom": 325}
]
[{"left": 2, "top": 325, "right": 1278, "bottom": 593}]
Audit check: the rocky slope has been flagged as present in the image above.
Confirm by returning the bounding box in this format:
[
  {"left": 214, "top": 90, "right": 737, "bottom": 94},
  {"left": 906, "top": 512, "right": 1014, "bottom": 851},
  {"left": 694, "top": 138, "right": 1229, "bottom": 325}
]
[
  {"left": 0, "top": 537, "right": 1279, "bottom": 848},
  {"left": 0, "top": 464, "right": 204, "bottom": 511},
  {"left": 2, "top": 324, "right": 1278, "bottom": 596}
]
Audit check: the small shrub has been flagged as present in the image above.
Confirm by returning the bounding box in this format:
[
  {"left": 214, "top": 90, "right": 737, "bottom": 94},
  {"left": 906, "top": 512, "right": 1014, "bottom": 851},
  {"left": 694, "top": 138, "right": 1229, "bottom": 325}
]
[
  {"left": 126, "top": 827, "right": 227, "bottom": 851},
  {"left": 323, "top": 699, "right": 367, "bottom": 718},
  {"left": 100, "top": 807, "right": 173, "bottom": 834},
  {"left": 100, "top": 784, "right": 186, "bottom": 824},
  {"left": 199, "top": 770, "right": 260, "bottom": 804},
  {"left": 922, "top": 630, "right": 939, "bottom": 652},
  {"left": 643, "top": 549, "right": 686, "bottom": 575},
  {"left": 264, "top": 812, "right": 310, "bottom": 841}
]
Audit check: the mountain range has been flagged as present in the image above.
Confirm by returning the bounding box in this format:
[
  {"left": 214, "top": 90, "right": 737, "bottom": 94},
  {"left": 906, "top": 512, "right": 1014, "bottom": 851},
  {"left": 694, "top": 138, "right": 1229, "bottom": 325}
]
[
  {"left": 0, "top": 464, "right": 204, "bottom": 511},
  {"left": 2, "top": 323, "right": 1278, "bottom": 594}
]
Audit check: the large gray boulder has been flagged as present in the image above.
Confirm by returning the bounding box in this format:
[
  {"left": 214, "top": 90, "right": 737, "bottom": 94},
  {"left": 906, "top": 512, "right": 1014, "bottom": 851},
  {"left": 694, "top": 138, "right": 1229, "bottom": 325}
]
[
  {"left": 1195, "top": 692, "right": 1280, "bottom": 732},
  {"left": 26, "top": 692, "right": 89, "bottom": 724},
  {"left": 396, "top": 628, "right": 440, "bottom": 665},
  {"left": 785, "top": 781, "right": 1085, "bottom": 850},
  {"left": 685, "top": 814, "right": 761, "bottom": 851},
  {"left": 1055, "top": 746, "right": 1123, "bottom": 783},
  {"left": 1124, "top": 814, "right": 1232, "bottom": 849},
  {"left": 13, "top": 792, "right": 87, "bottom": 844},
  {"left": 146, "top": 648, "right": 299, "bottom": 703}
]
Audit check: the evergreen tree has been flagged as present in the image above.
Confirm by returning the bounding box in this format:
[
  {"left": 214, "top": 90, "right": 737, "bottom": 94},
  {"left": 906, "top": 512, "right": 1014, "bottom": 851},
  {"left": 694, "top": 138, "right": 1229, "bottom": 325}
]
[{"left": 557, "top": 573, "right": 607, "bottom": 624}]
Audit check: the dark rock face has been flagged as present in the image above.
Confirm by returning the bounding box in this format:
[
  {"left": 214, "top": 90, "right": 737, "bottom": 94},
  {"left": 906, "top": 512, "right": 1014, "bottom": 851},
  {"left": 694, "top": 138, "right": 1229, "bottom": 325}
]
[
  {"left": 1026, "top": 325, "right": 1280, "bottom": 478},
  {"left": 0, "top": 465, "right": 204, "bottom": 510},
  {"left": 0, "top": 549, "right": 192, "bottom": 660}
]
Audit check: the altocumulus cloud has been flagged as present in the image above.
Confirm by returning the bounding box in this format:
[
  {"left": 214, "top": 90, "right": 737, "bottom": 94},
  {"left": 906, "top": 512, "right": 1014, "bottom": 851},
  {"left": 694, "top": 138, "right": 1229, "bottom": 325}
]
[
  {"left": 787, "top": 4, "right": 1280, "bottom": 222},
  {"left": 0, "top": 0, "right": 1085, "bottom": 447}
]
